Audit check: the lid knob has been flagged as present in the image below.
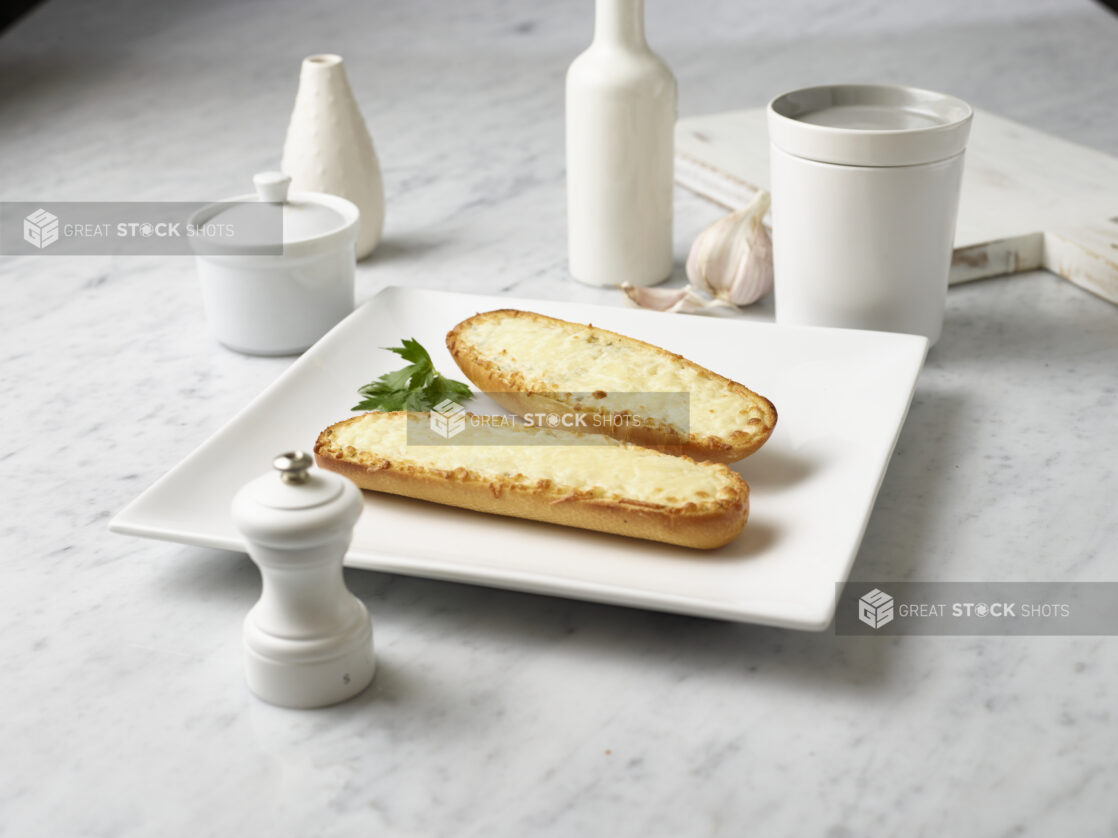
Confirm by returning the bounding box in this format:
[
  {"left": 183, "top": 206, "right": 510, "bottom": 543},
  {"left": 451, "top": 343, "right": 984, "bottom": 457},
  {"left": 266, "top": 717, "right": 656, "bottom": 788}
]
[
  {"left": 274, "top": 450, "right": 313, "bottom": 484},
  {"left": 254, "top": 171, "right": 292, "bottom": 204}
]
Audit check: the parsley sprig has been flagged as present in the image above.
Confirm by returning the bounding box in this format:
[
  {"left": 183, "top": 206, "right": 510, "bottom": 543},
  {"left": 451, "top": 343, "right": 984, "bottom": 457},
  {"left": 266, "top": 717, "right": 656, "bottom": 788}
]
[{"left": 352, "top": 338, "right": 474, "bottom": 412}]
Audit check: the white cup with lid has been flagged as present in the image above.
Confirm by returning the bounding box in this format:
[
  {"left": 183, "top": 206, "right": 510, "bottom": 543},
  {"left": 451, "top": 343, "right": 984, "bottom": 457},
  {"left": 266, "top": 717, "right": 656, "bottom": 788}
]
[
  {"left": 767, "top": 84, "right": 973, "bottom": 345},
  {"left": 189, "top": 172, "right": 360, "bottom": 355}
]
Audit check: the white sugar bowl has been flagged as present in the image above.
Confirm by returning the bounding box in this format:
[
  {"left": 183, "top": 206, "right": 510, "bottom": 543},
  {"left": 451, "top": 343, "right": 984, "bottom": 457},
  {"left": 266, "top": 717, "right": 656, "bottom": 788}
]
[{"left": 190, "top": 171, "right": 360, "bottom": 356}]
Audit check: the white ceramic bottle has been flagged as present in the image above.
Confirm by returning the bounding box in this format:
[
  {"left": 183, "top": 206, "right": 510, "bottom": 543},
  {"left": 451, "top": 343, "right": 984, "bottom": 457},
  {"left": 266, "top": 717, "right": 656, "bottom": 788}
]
[
  {"left": 282, "top": 54, "right": 385, "bottom": 261},
  {"left": 566, "top": 0, "right": 677, "bottom": 287}
]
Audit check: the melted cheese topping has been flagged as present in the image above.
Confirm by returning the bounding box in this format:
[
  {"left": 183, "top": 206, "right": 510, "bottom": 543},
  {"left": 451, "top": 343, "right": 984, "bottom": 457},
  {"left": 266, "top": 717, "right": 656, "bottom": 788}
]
[
  {"left": 460, "top": 315, "right": 763, "bottom": 438},
  {"left": 328, "top": 413, "right": 737, "bottom": 505}
]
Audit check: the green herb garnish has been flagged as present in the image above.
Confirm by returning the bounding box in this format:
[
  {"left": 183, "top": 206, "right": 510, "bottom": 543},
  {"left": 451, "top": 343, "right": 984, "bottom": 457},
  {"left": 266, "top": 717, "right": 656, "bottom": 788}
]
[{"left": 352, "top": 338, "right": 474, "bottom": 412}]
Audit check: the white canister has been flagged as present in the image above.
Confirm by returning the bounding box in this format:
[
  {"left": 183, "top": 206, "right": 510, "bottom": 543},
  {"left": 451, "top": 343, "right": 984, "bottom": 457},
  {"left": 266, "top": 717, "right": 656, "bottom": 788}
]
[
  {"left": 767, "top": 85, "right": 972, "bottom": 345},
  {"left": 190, "top": 172, "right": 360, "bottom": 356}
]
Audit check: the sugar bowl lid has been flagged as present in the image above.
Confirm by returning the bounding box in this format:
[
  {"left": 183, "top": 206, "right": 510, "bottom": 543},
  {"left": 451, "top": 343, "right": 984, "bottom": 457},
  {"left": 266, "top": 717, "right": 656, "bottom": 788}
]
[{"left": 189, "top": 171, "right": 360, "bottom": 257}]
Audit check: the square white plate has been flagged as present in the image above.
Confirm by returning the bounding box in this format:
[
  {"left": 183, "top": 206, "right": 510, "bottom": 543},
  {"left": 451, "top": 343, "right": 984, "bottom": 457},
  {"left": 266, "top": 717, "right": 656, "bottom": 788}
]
[{"left": 111, "top": 287, "right": 927, "bottom": 629}]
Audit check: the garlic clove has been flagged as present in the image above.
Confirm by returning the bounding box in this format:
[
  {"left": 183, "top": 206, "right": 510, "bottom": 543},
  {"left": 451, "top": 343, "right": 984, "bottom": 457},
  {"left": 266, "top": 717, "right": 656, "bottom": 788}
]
[
  {"left": 621, "top": 283, "right": 739, "bottom": 315},
  {"left": 721, "top": 211, "right": 773, "bottom": 307},
  {"left": 621, "top": 282, "right": 699, "bottom": 312},
  {"left": 686, "top": 213, "right": 737, "bottom": 297},
  {"left": 686, "top": 190, "right": 773, "bottom": 307}
]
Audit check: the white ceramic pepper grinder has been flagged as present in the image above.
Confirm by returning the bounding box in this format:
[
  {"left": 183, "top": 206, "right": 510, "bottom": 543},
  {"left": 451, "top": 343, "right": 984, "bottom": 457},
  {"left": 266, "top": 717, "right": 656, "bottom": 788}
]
[
  {"left": 232, "top": 451, "right": 374, "bottom": 709},
  {"left": 566, "top": 0, "right": 677, "bottom": 287}
]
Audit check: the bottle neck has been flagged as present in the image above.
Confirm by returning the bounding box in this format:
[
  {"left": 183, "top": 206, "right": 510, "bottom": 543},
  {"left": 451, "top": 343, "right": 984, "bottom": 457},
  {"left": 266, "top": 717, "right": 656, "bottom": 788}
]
[{"left": 593, "top": 0, "right": 646, "bottom": 47}]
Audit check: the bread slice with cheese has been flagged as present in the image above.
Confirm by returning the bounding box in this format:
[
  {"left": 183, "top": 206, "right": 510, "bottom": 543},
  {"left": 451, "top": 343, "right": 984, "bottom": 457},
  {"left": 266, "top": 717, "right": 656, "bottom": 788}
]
[
  {"left": 445, "top": 309, "right": 777, "bottom": 463},
  {"left": 314, "top": 411, "right": 749, "bottom": 549}
]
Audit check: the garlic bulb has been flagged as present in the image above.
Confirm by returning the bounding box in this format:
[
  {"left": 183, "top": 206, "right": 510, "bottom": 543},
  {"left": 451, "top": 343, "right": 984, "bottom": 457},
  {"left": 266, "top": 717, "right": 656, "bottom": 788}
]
[
  {"left": 622, "top": 190, "right": 773, "bottom": 315},
  {"left": 687, "top": 190, "right": 773, "bottom": 307}
]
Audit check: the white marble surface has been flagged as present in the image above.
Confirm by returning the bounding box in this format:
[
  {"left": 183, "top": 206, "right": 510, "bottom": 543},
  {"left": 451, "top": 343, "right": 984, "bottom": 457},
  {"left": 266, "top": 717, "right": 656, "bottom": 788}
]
[{"left": 2, "top": 0, "right": 1117, "bottom": 835}]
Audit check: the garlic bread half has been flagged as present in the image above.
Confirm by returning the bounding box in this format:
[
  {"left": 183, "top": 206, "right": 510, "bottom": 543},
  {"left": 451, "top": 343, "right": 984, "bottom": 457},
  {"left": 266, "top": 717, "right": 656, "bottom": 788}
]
[
  {"left": 446, "top": 309, "right": 776, "bottom": 463},
  {"left": 315, "top": 411, "right": 748, "bottom": 549}
]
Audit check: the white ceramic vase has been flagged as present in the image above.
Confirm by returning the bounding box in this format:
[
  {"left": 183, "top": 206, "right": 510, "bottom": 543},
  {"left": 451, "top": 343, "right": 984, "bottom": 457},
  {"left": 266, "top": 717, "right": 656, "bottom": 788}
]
[{"left": 282, "top": 54, "right": 385, "bottom": 261}]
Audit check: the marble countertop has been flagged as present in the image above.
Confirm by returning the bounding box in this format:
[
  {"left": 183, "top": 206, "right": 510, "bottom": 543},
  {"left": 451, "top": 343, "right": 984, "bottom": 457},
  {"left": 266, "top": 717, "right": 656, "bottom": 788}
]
[{"left": 2, "top": 0, "right": 1117, "bottom": 835}]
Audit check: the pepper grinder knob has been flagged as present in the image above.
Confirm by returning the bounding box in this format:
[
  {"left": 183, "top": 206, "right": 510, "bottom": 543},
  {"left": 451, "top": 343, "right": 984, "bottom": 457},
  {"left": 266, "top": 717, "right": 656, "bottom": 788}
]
[
  {"left": 274, "top": 450, "right": 313, "bottom": 483},
  {"left": 232, "top": 450, "right": 374, "bottom": 709}
]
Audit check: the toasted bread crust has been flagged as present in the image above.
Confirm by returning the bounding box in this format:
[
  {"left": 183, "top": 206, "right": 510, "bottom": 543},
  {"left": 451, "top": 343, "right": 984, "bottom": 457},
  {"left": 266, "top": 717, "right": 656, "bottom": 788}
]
[
  {"left": 314, "top": 413, "right": 749, "bottom": 550},
  {"left": 445, "top": 309, "right": 777, "bottom": 463}
]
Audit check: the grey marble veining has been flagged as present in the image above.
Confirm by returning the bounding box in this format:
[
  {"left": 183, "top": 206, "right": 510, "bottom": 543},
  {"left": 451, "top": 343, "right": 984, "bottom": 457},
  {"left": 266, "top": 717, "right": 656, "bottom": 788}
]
[{"left": 1, "top": 0, "right": 1117, "bottom": 835}]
